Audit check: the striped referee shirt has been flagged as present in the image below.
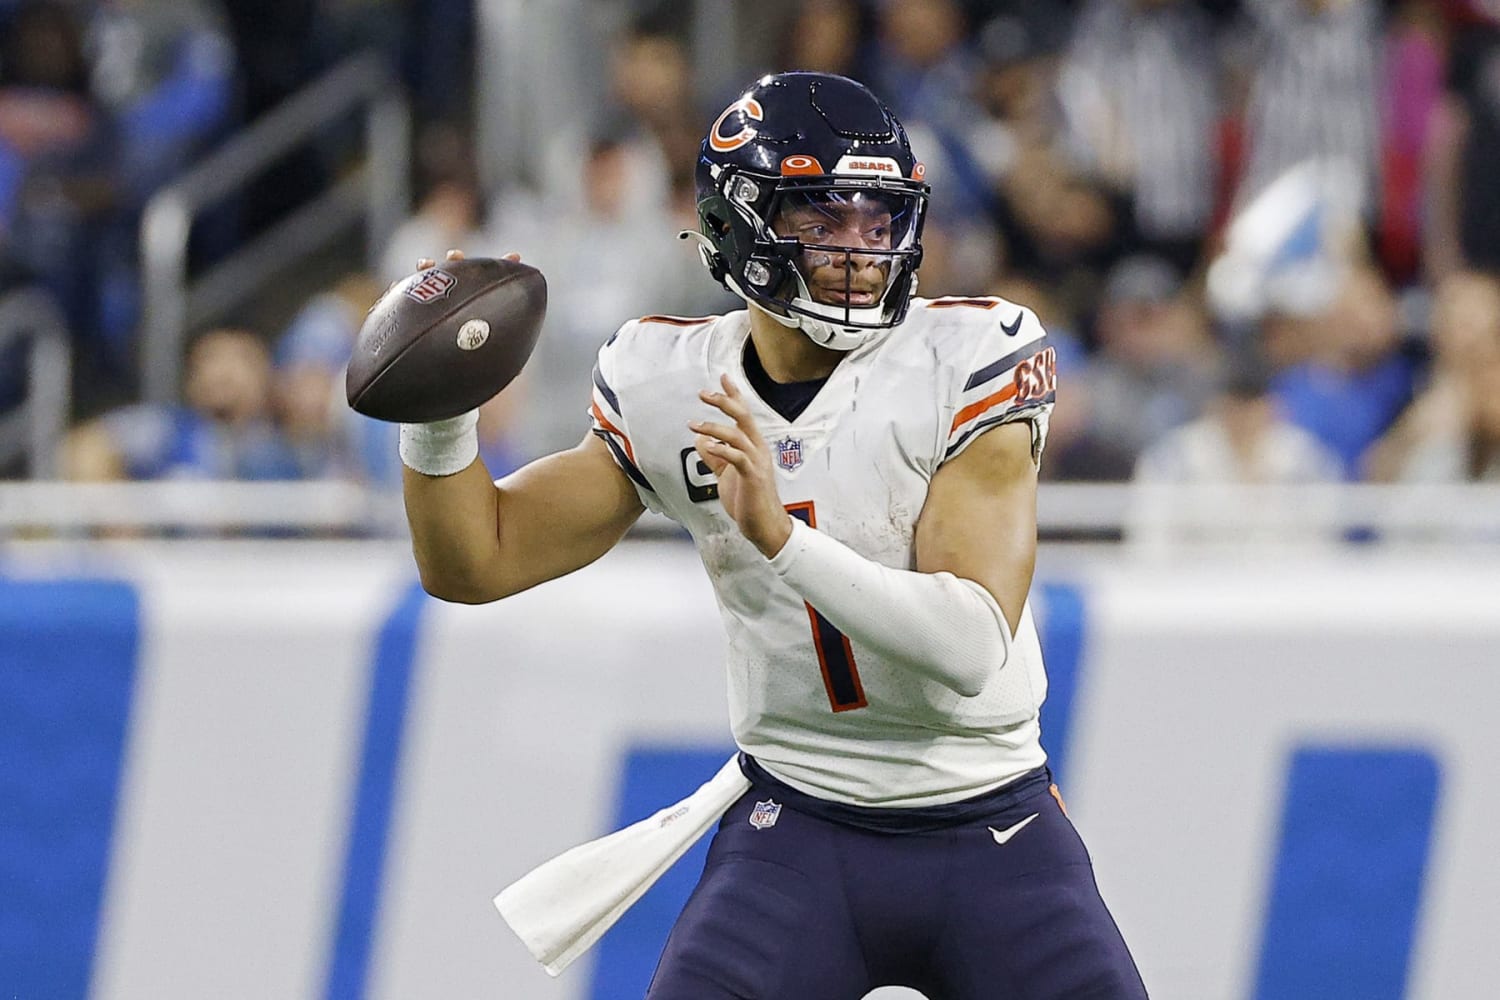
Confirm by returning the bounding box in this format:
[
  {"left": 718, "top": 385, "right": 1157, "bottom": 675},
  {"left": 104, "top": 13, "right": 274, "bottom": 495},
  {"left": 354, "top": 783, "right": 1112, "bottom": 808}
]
[
  {"left": 1238, "top": 0, "right": 1381, "bottom": 217},
  {"left": 1060, "top": 0, "right": 1220, "bottom": 241}
]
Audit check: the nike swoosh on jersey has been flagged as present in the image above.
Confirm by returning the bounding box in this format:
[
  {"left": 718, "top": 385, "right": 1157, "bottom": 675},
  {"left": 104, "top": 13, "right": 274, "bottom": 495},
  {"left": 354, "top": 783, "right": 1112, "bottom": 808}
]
[
  {"left": 1000, "top": 312, "right": 1024, "bottom": 337},
  {"left": 988, "top": 813, "right": 1039, "bottom": 845}
]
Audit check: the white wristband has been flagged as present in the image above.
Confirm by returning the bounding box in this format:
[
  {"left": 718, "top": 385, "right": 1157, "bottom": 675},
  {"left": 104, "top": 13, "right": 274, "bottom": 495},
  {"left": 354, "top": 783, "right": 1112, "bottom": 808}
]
[{"left": 399, "top": 409, "right": 480, "bottom": 476}]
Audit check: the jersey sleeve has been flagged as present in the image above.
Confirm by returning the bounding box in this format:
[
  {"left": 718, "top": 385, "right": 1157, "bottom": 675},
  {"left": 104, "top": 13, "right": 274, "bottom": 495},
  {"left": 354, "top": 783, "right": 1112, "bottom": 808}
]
[
  {"left": 942, "top": 305, "right": 1057, "bottom": 466},
  {"left": 589, "top": 323, "right": 662, "bottom": 508}
]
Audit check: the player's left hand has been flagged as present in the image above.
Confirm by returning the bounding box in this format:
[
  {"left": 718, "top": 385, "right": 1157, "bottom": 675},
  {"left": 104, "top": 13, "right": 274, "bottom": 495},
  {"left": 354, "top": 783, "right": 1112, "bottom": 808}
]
[{"left": 691, "top": 375, "right": 792, "bottom": 559}]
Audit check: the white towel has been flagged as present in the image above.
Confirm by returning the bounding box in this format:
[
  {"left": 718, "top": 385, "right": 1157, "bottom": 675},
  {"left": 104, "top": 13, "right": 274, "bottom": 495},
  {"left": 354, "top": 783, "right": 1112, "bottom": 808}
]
[{"left": 493, "top": 755, "right": 750, "bottom": 977}]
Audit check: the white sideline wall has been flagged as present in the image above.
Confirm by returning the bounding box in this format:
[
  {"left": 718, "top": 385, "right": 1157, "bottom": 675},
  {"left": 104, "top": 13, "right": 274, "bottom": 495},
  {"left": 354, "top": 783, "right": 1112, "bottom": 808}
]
[{"left": 1, "top": 539, "right": 1496, "bottom": 1000}]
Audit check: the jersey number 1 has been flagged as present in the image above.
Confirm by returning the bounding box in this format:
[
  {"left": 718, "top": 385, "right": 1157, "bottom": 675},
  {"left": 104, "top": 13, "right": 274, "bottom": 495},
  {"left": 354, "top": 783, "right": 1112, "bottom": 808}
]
[{"left": 785, "top": 502, "right": 868, "bottom": 712}]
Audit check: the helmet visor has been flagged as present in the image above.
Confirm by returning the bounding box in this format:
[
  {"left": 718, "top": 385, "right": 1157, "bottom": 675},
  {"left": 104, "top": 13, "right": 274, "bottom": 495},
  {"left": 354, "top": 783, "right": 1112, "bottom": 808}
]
[{"left": 766, "top": 184, "right": 925, "bottom": 326}]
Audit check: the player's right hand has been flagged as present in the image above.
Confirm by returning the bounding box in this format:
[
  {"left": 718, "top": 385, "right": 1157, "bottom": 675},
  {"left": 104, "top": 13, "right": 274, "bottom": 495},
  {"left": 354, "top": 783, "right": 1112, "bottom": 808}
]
[
  {"left": 415, "top": 249, "right": 522, "bottom": 271},
  {"left": 691, "top": 374, "right": 794, "bottom": 560}
]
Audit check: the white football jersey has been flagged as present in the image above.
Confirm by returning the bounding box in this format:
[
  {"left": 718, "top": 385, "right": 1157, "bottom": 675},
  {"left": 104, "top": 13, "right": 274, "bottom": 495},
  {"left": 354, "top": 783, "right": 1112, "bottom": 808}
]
[{"left": 590, "top": 298, "right": 1058, "bottom": 807}]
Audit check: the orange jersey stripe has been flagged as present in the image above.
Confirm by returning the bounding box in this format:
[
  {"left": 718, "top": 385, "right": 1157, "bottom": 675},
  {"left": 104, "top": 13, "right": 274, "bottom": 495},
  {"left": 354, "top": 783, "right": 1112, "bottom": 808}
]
[
  {"left": 637, "top": 314, "right": 715, "bottom": 327},
  {"left": 949, "top": 383, "right": 1019, "bottom": 434},
  {"left": 590, "top": 399, "right": 637, "bottom": 464},
  {"left": 928, "top": 298, "right": 1000, "bottom": 310}
]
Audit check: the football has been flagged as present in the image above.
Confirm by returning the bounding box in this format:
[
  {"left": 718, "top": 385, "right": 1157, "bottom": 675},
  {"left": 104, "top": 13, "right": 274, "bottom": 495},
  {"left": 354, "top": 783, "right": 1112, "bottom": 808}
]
[{"left": 346, "top": 257, "right": 547, "bottom": 423}]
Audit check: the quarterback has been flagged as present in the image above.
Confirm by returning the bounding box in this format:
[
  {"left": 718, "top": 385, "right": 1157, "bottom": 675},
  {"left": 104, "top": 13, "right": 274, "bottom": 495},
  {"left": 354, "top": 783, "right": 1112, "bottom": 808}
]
[{"left": 401, "top": 72, "right": 1146, "bottom": 998}]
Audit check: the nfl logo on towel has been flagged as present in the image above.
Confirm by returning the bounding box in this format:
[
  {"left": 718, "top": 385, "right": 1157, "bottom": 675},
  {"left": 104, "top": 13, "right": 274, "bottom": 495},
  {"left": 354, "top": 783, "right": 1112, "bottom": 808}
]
[
  {"left": 774, "top": 437, "right": 803, "bottom": 472},
  {"left": 749, "top": 799, "right": 782, "bottom": 830}
]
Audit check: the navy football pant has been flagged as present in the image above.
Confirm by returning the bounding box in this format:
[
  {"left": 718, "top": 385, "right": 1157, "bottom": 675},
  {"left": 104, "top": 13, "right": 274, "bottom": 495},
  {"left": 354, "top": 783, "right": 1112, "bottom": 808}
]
[{"left": 645, "top": 767, "right": 1148, "bottom": 999}]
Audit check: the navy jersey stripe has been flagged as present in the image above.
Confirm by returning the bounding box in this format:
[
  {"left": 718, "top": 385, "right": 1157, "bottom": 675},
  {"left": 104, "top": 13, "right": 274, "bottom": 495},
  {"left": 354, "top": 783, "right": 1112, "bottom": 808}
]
[
  {"left": 962, "top": 335, "right": 1050, "bottom": 392},
  {"left": 592, "top": 363, "right": 621, "bottom": 416},
  {"left": 943, "top": 392, "right": 1055, "bottom": 459},
  {"left": 592, "top": 428, "right": 655, "bottom": 492}
]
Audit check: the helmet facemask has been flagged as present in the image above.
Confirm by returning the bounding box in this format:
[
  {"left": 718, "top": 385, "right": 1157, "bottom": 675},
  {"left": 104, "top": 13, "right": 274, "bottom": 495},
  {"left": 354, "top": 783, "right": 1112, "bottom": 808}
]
[
  {"left": 769, "top": 184, "right": 925, "bottom": 341},
  {"left": 697, "top": 170, "right": 928, "bottom": 351}
]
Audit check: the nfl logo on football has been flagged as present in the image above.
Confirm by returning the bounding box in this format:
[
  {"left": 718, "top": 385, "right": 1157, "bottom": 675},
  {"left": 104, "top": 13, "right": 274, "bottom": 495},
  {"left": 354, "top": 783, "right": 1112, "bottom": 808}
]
[
  {"left": 406, "top": 268, "right": 457, "bottom": 304},
  {"left": 775, "top": 437, "right": 803, "bottom": 472},
  {"left": 748, "top": 799, "right": 782, "bottom": 830}
]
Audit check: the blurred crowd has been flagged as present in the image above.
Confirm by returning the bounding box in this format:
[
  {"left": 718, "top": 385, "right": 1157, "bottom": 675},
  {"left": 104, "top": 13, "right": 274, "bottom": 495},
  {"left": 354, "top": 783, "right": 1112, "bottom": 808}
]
[{"left": 4, "top": 0, "right": 1499, "bottom": 516}]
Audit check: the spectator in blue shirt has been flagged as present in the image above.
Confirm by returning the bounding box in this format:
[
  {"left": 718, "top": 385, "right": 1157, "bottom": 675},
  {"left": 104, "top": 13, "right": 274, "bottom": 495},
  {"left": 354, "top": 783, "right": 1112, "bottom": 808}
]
[
  {"left": 62, "top": 327, "right": 299, "bottom": 481},
  {"left": 1271, "top": 264, "right": 1417, "bottom": 478}
]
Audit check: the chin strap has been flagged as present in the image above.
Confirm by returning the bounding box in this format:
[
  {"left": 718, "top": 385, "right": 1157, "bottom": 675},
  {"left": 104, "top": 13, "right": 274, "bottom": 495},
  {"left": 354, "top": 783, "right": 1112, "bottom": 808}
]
[
  {"left": 796, "top": 316, "right": 868, "bottom": 351},
  {"left": 731, "top": 267, "right": 876, "bottom": 351}
]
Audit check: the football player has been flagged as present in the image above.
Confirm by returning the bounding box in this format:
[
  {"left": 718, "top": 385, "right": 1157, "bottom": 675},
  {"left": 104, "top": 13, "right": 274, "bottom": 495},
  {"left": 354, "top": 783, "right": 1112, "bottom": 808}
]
[{"left": 402, "top": 72, "right": 1147, "bottom": 998}]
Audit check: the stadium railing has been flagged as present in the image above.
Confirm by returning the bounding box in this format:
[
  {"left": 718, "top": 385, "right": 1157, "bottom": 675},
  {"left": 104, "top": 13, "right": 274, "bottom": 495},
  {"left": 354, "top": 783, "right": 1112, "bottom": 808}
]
[
  {"left": 3, "top": 481, "right": 1497, "bottom": 545},
  {"left": 0, "top": 288, "right": 71, "bottom": 479},
  {"left": 138, "top": 50, "right": 410, "bottom": 404}
]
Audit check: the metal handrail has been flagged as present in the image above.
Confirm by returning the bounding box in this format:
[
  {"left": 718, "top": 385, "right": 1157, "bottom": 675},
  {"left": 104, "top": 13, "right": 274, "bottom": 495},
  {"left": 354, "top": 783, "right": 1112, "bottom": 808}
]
[
  {"left": 0, "top": 288, "right": 72, "bottom": 479},
  {"left": 2, "top": 482, "right": 1499, "bottom": 540},
  {"left": 139, "top": 51, "right": 410, "bottom": 403},
  {"left": 0, "top": 480, "right": 382, "bottom": 533}
]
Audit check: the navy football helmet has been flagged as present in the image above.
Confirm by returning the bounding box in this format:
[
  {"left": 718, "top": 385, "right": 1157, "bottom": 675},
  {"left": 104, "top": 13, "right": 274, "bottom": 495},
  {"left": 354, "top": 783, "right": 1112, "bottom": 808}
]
[{"left": 685, "top": 72, "right": 929, "bottom": 350}]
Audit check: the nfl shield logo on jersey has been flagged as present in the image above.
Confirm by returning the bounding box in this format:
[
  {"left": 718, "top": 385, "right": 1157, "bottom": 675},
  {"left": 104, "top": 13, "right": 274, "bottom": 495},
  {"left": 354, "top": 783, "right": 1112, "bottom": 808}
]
[
  {"left": 774, "top": 437, "right": 804, "bottom": 472},
  {"left": 749, "top": 799, "right": 782, "bottom": 830}
]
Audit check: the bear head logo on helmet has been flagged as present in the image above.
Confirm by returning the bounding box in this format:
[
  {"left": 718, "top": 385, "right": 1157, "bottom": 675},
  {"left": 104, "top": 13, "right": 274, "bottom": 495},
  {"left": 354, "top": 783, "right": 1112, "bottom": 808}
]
[{"left": 682, "top": 72, "right": 930, "bottom": 352}]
